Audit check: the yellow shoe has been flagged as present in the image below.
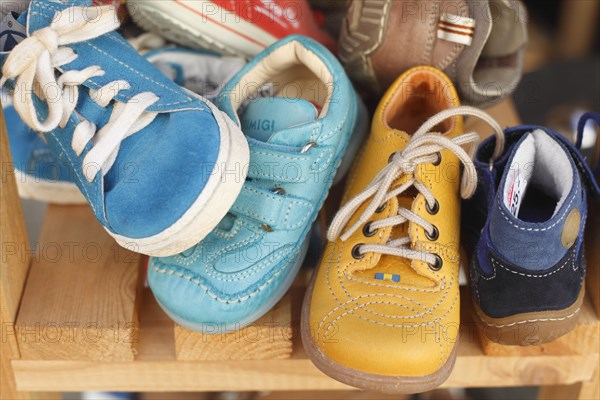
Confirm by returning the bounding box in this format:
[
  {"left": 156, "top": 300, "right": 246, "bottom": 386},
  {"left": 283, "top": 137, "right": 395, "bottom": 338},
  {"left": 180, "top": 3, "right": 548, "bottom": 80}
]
[{"left": 301, "top": 66, "right": 506, "bottom": 393}]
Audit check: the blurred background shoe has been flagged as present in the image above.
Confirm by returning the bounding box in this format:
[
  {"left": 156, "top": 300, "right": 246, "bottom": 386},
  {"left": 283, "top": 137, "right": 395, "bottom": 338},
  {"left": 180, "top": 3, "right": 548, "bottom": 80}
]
[
  {"left": 339, "top": 0, "right": 528, "bottom": 106},
  {"left": 127, "top": 0, "right": 337, "bottom": 57}
]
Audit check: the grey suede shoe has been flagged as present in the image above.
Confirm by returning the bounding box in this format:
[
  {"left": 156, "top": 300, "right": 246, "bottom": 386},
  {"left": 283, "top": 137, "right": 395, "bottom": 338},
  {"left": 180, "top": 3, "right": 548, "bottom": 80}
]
[{"left": 340, "top": 0, "right": 528, "bottom": 106}]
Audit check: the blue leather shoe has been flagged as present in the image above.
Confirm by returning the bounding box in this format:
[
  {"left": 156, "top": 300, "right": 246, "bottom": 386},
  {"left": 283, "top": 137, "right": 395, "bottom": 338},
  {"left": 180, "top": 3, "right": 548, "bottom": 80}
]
[
  {"left": 148, "top": 35, "right": 369, "bottom": 333},
  {"left": 0, "top": 1, "right": 249, "bottom": 256},
  {"left": 4, "top": 43, "right": 245, "bottom": 205},
  {"left": 464, "top": 114, "right": 600, "bottom": 345}
]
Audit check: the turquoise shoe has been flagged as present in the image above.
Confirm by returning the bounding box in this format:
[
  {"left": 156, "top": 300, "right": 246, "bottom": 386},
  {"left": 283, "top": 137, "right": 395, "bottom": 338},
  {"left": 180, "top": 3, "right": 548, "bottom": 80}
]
[{"left": 148, "top": 35, "right": 369, "bottom": 333}]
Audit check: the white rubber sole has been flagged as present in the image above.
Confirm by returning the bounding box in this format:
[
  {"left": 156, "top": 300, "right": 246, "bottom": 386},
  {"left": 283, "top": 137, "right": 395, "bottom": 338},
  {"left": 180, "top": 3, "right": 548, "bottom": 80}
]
[
  {"left": 128, "top": 0, "right": 276, "bottom": 58},
  {"left": 14, "top": 169, "right": 87, "bottom": 205},
  {"left": 109, "top": 99, "right": 250, "bottom": 257}
]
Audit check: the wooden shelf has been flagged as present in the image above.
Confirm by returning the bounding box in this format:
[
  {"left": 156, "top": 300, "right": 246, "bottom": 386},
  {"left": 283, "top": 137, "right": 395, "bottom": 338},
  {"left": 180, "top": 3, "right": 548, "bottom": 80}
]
[
  {"left": 1, "top": 100, "right": 599, "bottom": 399},
  {"left": 9, "top": 261, "right": 600, "bottom": 392}
]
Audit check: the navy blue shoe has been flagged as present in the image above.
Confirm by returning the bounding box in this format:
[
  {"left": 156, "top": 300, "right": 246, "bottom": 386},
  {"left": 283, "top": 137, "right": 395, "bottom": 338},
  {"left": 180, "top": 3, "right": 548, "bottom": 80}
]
[{"left": 464, "top": 113, "right": 600, "bottom": 345}]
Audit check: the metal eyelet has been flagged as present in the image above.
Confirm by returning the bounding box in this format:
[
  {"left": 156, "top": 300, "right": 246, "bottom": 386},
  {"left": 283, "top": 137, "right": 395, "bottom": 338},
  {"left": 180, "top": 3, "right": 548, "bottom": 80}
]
[
  {"left": 362, "top": 222, "right": 376, "bottom": 237},
  {"left": 425, "top": 225, "right": 439, "bottom": 241},
  {"left": 388, "top": 152, "right": 396, "bottom": 163},
  {"left": 352, "top": 244, "right": 365, "bottom": 259},
  {"left": 272, "top": 187, "right": 286, "bottom": 195},
  {"left": 300, "top": 142, "right": 318, "bottom": 153},
  {"left": 428, "top": 254, "right": 443, "bottom": 271},
  {"left": 262, "top": 224, "right": 273, "bottom": 232},
  {"left": 375, "top": 203, "right": 387, "bottom": 213},
  {"left": 432, "top": 152, "right": 442, "bottom": 166},
  {"left": 426, "top": 199, "right": 439, "bottom": 215}
]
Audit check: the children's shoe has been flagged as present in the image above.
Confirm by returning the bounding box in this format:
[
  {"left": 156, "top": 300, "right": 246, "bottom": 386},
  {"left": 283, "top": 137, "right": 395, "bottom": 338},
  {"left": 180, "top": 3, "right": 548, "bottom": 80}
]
[
  {"left": 339, "top": 0, "right": 528, "bottom": 106},
  {"left": 4, "top": 103, "right": 86, "bottom": 204},
  {"left": 127, "top": 0, "right": 336, "bottom": 57},
  {"left": 465, "top": 113, "right": 600, "bottom": 345},
  {"left": 147, "top": 35, "right": 368, "bottom": 333},
  {"left": 144, "top": 47, "right": 245, "bottom": 100},
  {"left": 301, "top": 66, "right": 506, "bottom": 393},
  {"left": 0, "top": 1, "right": 249, "bottom": 256},
  {"left": 4, "top": 45, "right": 245, "bottom": 204}
]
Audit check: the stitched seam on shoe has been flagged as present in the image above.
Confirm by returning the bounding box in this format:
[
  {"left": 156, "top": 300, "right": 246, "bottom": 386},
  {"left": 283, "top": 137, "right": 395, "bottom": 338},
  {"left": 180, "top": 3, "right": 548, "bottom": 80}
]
[
  {"left": 318, "top": 127, "right": 452, "bottom": 346},
  {"left": 151, "top": 250, "right": 298, "bottom": 304},
  {"left": 86, "top": 42, "right": 199, "bottom": 106},
  {"left": 201, "top": 231, "right": 262, "bottom": 266},
  {"left": 249, "top": 171, "right": 303, "bottom": 182},
  {"left": 423, "top": 2, "right": 437, "bottom": 64},
  {"left": 322, "top": 287, "right": 459, "bottom": 334},
  {"left": 213, "top": 218, "right": 244, "bottom": 239},
  {"left": 489, "top": 252, "right": 574, "bottom": 279},
  {"left": 319, "top": 119, "right": 345, "bottom": 143},
  {"left": 311, "top": 149, "right": 335, "bottom": 172},
  {"left": 339, "top": 171, "right": 449, "bottom": 293},
  {"left": 475, "top": 306, "right": 581, "bottom": 328},
  {"left": 251, "top": 149, "right": 310, "bottom": 162},
  {"left": 436, "top": 43, "right": 462, "bottom": 71},
  {"left": 321, "top": 231, "right": 456, "bottom": 335},
  {"left": 175, "top": 231, "right": 261, "bottom": 266},
  {"left": 496, "top": 180, "right": 578, "bottom": 232},
  {"left": 318, "top": 296, "right": 428, "bottom": 327},
  {"left": 31, "top": 3, "right": 193, "bottom": 104},
  {"left": 206, "top": 245, "right": 295, "bottom": 282}
]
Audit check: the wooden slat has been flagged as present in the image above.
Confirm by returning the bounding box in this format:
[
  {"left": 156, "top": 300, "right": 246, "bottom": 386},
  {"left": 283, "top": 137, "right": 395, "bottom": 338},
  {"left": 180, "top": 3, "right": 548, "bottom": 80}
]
[
  {"left": 10, "top": 282, "right": 600, "bottom": 392},
  {"left": 174, "top": 292, "right": 293, "bottom": 361},
  {"left": 1, "top": 105, "right": 61, "bottom": 400},
  {"left": 477, "top": 296, "right": 599, "bottom": 356},
  {"left": 537, "top": 366, "right": 600, "bottom": 400},
  {"left": 586, "top": 197, "right": 600, "bottom": 316},
  {"left": 11, "top": 349, "right": 599, "bottom": 392},
  {"left": 15, "top": 205, "right": 145, "bottom": 361},
  {"left": 1, "top": 100, "right": 30, "bottom": 399}
]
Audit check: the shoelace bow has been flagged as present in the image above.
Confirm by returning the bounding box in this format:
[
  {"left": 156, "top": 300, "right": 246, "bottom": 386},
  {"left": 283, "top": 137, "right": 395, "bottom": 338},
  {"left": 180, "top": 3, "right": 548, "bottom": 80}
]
[
  {"left": 327, "top": 106, "right": 505, "bottom": 268},
  {"left": 0, "top": 5, "right": 160, "bottom": 182}
]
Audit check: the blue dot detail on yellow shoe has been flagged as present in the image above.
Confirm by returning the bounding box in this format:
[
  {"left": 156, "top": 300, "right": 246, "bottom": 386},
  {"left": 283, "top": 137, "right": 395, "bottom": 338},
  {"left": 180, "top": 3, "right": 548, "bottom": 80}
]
[{"left": 374, "top": 273, "right": 400, "bottom": 282}]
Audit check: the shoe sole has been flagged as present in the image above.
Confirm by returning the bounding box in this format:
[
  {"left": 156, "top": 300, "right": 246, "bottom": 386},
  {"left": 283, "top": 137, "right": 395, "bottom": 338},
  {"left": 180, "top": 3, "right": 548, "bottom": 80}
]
[
  {"left": 128, "top": 0, "right": 275, "bottom": 58},
  {"left": 472, "top": 286, "right": 585, "bottom": 346},
  {"left": 109, "top": 98, "right": 249, "bottom": 257},
  {"left": 300, "top": 267, "right": 459, "bottom": 394},
  {"left": 14, "top": 169, "right": 87, "bottom": 205},
  {"left": 152, "top": 235, "right": 311, "bottom": 334}
]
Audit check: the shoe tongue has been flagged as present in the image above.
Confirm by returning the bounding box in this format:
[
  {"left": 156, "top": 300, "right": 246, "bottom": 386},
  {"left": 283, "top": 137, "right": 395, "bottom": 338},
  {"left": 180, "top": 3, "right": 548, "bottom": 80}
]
[
  {"left": 27, "top": 0, "right": 93, "bottom": 33},
  {"left": 239, "top": 97, "right": 318, "bottom": 145}
]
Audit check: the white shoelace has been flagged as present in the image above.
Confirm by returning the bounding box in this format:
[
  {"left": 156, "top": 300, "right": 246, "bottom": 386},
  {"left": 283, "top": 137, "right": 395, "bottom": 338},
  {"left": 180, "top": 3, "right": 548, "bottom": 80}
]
[
  {"left": 0, "top": 6, "right": 159, "bottom": 182},
  {"left": 128, "top": 32, "right": 167, "bottom": 54},
  {"left": 327, "top": 106, "right": 505, "bottom": 267}
]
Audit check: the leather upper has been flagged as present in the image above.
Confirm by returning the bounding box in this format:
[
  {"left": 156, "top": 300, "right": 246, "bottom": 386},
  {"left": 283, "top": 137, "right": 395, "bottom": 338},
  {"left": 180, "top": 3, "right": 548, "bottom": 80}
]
[
  {"left": 306, "top": 66, "right": 463, "bottom": 377},
  {"left": 148, "top": 36, "right": 367, "bottom": 329}
]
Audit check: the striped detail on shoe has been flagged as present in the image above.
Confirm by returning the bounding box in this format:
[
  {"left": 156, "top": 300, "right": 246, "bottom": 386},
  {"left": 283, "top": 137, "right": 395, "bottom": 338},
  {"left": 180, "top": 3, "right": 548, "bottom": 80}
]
[{"left": 437, "top": 14, "right": 475, "bottom": 46}]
